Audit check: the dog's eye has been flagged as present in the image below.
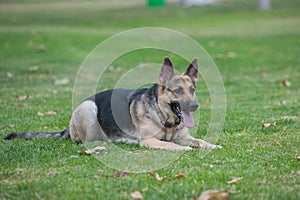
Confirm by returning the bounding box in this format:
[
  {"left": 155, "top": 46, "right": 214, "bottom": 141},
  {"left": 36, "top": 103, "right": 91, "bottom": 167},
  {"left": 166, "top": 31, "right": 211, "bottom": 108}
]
[
  {"left": 173, "top": 87, "right": 184, "bottom": 95},
  {"left": 190, "top": 87, "right": 195, "bottom": 94}
]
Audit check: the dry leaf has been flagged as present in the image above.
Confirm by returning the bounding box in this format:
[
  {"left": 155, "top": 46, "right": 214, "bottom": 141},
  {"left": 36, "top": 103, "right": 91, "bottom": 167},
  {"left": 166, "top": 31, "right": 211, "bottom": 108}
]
[
  {"left": 70, "top": 155, "right": 78, "bottom": 159},
  {"left": 29, "top": 66, "right": 39, "bottom": 72},
  {"left": 197, "top": 190, "right": 231, "bottom": 200},
  {"left": 16, "top": 95, "right": 30, "bottom": 101},
  {"left": 281, "top": 116, "right": 299, "bottom": 121},
  {"left": 35, "top": 44, "right": 46, "bottom": 53},
  {"left": 225, "top": 51, "right": 237, "bottom": 58},
  {"left": 174, "top": 172, "right": 186, "bottom": 179},
  {"left": 8, "top": 124, "right": 15, "bottom": 129},
  {"left": 112, "top": 171, "right": 129, "bottom": 178},
  {"left": 149, "top": 172, "right": 165, "bottom": 181},
  {"left": 130, "top": 191, "right": 143, "bottom": 200},
  {"left": 280, "top": 80, "right": 291, "bottom": 87},
  {"left": 226, "top": 177, "right": 242, "bottom": 184},
  {"left": 37, "top": 112, "right": 44, "bottom": 117},
  {"left": 79, "top": 146, "right": 107, "bottom": 155},
  {"left": 45, "top": 111, "right": 57, "bottom": 115},
  {"left": 6, "top": 72, "right": 14, "bottom": 78},
  {"left": 108, "top": 66, "right": 121, "bottom": 72},
  {"left": 142, "top": 157, "right": 149, "bottom": 162},
  {"left": 262, "top": 122, "right": 276, "bottom": 128},
  {"left": 54, "top": 78, "right": 69, "bottom": 85}
]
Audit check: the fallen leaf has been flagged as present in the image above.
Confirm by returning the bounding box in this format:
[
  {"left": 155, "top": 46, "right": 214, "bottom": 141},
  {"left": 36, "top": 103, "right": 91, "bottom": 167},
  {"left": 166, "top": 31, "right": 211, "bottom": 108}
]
[
  {"left": 79, "top": 146, "right": 107, "bottom": 155},
  {"left": 9, "top": 124, "right": 15, "bottom": 128},
  {"left": 70, "top": 155, "right": 78, "bottom": 159},
  {"left": 54, "top": 78, "right": 69, "bottom": 85},
  {"left": 108, "top": 66, "right": 121, "bottom": 72},
  {"left": 262, "top": 122, "right": 276, "bottom": 128},
  {"left": 225, "top": 51, "right": 237, "bottom": 58},
  {"left": 208, "top": 40, "right": 216, "bottom": 47},
  {"left": 35, "top": 44, "right": 46, "bottom": 53},
  {"left": 226, "top": 177, "right": 242, "bottom": 184},
  {"left": 142, "top": 157, "right": 149, "bottom": 162},
  {"left": 112, "top": 171, "right": 129, "bottom": 178},
  {"left": 29, "top": 66, "right": 39, "bottom": 72},
  {"left": 130, "top": 191, "right": 143, "bottom": 200},
  {"left": 45, "top": 111, "right": 57, "bottom": 115},
  {"left": 37, "top": 112, "right": 44, "bottom": 117},
  {"left": 174, "top": 172, "right": 186, "bottom": 179},
  {"left": 16, "top": 95, "right": 30, "bottom": 101},
  {"left": 6, "top": 72, "right": 14, "bottom": 78},
  {"left": 149, "top": 172, "right": 165, "bottom": 181},
  {"left": 280, "top": 80, "right": 291, "bottom": 87},
  {"left": 197, "top": 190, "right": 231, "bottom": 200},
  {"left": 281, "top": 116, "right": 299, "bottom": 121}
]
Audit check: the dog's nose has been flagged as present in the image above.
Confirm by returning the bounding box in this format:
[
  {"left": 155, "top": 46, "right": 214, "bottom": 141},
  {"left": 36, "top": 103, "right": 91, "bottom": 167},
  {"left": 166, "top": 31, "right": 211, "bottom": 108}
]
[{"left": 189, "top": 101, "right": 199, "bottom": 112}]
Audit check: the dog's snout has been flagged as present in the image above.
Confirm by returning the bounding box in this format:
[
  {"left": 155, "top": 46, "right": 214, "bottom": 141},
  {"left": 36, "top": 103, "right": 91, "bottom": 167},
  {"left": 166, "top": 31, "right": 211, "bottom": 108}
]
[{"left": 189, "top": 101, "right": 199, "bottom": 112}]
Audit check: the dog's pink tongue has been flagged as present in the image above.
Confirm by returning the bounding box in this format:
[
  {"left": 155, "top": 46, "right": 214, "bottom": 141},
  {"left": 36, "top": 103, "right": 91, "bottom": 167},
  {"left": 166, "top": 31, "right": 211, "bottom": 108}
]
[{"left": 182, "top": 111, "right": 194, "bottom": 128}]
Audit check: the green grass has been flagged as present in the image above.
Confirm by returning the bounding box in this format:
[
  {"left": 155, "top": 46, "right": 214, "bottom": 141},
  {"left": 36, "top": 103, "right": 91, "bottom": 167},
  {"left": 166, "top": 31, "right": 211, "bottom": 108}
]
[{"left": 1, "top": 1, "right": 300, "bottom": 199}]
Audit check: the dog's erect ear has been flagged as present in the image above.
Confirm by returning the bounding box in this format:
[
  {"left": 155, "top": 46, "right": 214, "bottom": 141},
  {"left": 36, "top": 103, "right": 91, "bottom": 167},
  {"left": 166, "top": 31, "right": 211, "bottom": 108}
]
[
  {"left": 184, "top": 58, "right": 198, "bottom": 87},
  {"left": 160, "top": 57, "right": 174, "bottom": 86}
]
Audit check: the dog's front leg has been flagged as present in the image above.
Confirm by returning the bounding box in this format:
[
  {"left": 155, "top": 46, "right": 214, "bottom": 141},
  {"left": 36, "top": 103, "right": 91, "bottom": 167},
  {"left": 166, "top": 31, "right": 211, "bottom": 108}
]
[
  {"left": 173, "top": 128, "right": 222, "bottom": 149},
  {"left": 140, "top": 137, "right": 192, "bottom": 151}
]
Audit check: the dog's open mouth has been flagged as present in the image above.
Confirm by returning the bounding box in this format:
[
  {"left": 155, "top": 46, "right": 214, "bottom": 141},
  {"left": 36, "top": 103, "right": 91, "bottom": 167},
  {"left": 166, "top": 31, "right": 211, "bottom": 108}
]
[{"left": 170, "top": 101, "right": 195, "bottom": 128}]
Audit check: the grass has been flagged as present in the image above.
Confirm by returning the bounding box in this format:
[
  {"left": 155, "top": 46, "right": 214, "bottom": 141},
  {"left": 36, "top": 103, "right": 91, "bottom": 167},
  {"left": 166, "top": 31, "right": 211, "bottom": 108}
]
[{"left": 0, "top": 0, "right": 300, "bottom": 199}]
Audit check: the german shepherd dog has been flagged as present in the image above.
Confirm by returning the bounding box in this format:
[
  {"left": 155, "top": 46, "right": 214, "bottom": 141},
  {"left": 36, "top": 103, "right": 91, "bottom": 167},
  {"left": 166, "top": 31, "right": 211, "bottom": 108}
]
[{"left": 5, "top": 57, "right": 221, "bottom": 151}]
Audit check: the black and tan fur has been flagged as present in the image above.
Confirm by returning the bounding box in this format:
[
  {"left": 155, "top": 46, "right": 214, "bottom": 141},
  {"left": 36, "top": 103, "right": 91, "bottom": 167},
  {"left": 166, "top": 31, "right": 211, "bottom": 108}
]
[{"left": 5, "top": 57, "right": 221, "bottom": 151}]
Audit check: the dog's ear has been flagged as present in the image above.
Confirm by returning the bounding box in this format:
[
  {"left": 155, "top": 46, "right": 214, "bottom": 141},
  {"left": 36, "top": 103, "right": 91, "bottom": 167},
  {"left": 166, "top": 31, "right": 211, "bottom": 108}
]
[
  {"left": 184, "top": 58, "right": 198, "bottom": 87},
  {"left": 160, "top": 57, "right": 174, "bottom": 86}
]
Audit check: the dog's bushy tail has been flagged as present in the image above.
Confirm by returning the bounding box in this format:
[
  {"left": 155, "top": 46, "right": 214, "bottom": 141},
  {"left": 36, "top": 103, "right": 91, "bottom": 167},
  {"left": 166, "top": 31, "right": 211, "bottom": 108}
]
[{"left": 4, "top": 128, "right": 69, "bottom": 140}]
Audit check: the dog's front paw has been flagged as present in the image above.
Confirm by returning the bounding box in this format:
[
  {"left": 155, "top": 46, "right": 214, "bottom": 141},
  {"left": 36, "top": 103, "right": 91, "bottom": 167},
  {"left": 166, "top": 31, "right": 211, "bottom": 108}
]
[{"left": 182, "top": 146, "right": 193, "bottom": 151}]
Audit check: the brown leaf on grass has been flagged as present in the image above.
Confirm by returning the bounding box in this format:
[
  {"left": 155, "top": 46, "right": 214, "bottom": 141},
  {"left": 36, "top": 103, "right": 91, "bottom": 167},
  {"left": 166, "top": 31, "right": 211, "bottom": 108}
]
[
  {"left": 108, "top": 66, "right": 121, "bottom": 72},
  {"left": 149, "top": 172, "right": 166, "bottom": 181},
  {"left": 6, "top": 72, "right": 14, "bottom": 78},
  {"left": 280, "top": 80, "right": 291, "bottom": 87},
  {"left": 130, "top": 191, "right": 143, "bottom": 200},
  {"left": 79, "top": 146, "right": 107, "bottom": 155},
  {"left": 197, "top": 190, "right": 231, "bottom": 200},
  {"left": 262, "top": 122, "right": 276, "bottom": 128},
  {"left": 141, "top": 157, "right": 149, "bottom": 162},
  {"left": 174, "top": 172, "right": 186, "bottom": 179},
  {"left": 113, "top": 171, "right": 129, "bottom": 178},
  {"left": 37, "top": 112, "right": 44, "bottom": 117},
  {"left": 69, "top": 155, "right": 79, "bottom": 159},
  {"left": 16, "top": 95, "right": 31, "bottom": 101},
  {"left": 35, "top": 44, "right": 46, "bottom": 53},
  {"left": 54, "top": 78, "right": 69, "bottom": 85},
  {"left": 45, "top": 111, "right": 57, "bottom": 115},
  {"left": 226, "top": 177, "right": 242, "bottom": 184},
  {"left": 29, "top": 66, "right": 39, "bottom": 72},
  {"left": 281, "top": 116, "right": 299, "bottom": 121}
]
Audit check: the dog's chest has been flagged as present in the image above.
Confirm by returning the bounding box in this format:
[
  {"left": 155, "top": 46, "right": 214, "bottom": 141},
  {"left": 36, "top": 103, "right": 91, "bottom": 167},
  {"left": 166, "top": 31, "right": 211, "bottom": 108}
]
[{"left": 160, "top": 125, "right": 183, "bottom": 141}]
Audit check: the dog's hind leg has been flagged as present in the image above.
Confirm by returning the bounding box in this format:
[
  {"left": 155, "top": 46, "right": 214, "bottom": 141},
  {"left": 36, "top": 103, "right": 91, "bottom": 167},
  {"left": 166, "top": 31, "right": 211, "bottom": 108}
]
[{"left": 69, "top": 100, "right": 107, "bottom": 143}]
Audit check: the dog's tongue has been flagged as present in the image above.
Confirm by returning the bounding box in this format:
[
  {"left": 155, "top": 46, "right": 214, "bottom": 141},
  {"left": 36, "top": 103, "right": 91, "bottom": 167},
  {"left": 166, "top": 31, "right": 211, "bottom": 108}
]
[{"left": 182, "top": 111, "right": 194, "bottom": 128}]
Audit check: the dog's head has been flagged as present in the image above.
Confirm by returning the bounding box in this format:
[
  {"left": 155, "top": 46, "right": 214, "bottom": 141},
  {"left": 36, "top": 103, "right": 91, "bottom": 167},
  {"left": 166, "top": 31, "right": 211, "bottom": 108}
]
[{"left": 158, "top": 57, "right": 199, "bottom": 128}]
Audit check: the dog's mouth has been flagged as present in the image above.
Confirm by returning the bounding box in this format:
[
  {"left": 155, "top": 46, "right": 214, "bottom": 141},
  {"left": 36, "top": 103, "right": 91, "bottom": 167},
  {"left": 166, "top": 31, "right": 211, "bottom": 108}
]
[{"left": 169, "top": 101, "right": 195, "bottom": 128}]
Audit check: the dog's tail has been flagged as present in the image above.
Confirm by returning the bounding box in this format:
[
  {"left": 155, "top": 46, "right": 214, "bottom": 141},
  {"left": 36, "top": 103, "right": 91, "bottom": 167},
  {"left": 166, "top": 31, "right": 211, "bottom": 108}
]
[{"left": 4, "top": 128, "right": 69, "bottom": 140}]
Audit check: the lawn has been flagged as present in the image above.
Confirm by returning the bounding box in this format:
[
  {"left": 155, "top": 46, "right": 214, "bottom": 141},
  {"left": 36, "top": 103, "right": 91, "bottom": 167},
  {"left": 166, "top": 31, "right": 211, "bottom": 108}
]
[{"left": 0, "top": 0, "right": 300, "bottom": 199}]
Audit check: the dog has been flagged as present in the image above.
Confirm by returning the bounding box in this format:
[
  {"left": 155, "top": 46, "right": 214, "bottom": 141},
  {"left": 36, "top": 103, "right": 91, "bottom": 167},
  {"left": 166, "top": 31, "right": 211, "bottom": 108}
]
[{"left": 5, "top": 57, "right": 221, "bottom": 151}]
